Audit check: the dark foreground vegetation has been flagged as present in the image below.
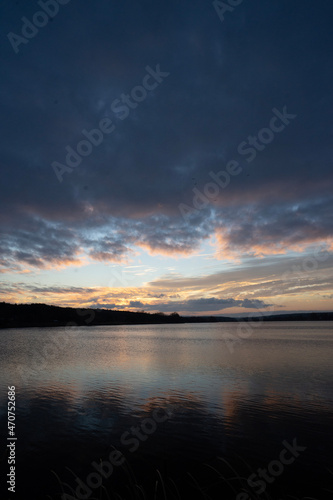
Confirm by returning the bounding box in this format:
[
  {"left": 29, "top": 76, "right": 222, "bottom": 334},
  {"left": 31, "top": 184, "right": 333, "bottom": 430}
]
[{"left": 0, "top": 302, "right": 332, "bottom": 329}]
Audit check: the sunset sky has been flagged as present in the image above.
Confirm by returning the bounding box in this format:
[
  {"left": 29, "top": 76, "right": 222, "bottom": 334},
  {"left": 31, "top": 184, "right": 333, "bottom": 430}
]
[{"left": 1, "top": 0, "right": 333, "bottom": 315}]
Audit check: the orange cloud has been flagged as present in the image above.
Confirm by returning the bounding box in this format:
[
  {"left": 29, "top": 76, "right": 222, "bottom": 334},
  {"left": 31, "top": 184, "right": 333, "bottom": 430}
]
[
  {"left": 136, "top": 241, "right": 197, "bottom": 258},
  {"left": 215, "top": 229, "right": 333, "bottom": 260}
]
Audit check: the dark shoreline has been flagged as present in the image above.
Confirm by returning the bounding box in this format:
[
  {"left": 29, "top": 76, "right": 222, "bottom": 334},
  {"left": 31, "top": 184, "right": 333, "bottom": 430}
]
[{"left": 1, "top": 302, "right": 332, "bottom": 329}]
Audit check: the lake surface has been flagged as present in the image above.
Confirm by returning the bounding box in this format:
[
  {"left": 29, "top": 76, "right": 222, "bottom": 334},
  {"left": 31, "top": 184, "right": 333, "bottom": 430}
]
[{"left": 1, "top": 322, "right": 333, "bottom": 500}]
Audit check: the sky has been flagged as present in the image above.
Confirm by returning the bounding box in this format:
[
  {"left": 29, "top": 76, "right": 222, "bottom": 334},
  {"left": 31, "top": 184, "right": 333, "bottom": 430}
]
[{"left": 0, "top": 0, "right": 333, "bottom": 316}]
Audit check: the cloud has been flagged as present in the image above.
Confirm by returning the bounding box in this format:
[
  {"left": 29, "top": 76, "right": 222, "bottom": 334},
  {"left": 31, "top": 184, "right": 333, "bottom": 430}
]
[
  {"left": 84, "top": 234, "right": 133, "bottom": 263},
  {"left": 214, "top": 197, "right": 333, "bottom": 258},
  {"left": 2, "top": 196, "right": 333, "bottom": 273},
  {"left": 126, "top": 297, "right": 272, "bottom": 314},
  {"left": 128, "top": 300, "right": 145, "bottom": 308},
  {"left": 0, "top": 209, "right": 215, "bottom": 271},
  {"left": 0, "top": 217, "right": 83, "bottom": 271},
  {"left": 147, "top": 251, "right": 333, "bottom": 306}
]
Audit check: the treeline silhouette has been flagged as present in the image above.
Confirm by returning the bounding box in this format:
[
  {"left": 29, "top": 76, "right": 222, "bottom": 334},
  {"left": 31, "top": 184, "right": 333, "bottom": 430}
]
[
  {"left": 0, "top": 302, "right": 233, "bottom": 328},
  {"left": 0, "top": 302, "right": 332, "bottom": 329}
]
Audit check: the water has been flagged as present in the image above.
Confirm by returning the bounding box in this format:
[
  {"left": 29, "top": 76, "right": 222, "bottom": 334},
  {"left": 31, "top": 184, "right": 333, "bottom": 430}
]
[{"left": 0, "top": 322, "right": 332, "bottom": 499}]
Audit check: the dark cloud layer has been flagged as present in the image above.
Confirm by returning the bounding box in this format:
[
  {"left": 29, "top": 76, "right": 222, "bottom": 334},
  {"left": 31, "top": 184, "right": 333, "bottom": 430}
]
[
  {"left": 0, "top": 0, "right": 333, "bottom": 271},
  {"left": 136, "top": 297, "right": 273, "bottom": 313}
]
